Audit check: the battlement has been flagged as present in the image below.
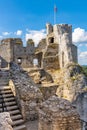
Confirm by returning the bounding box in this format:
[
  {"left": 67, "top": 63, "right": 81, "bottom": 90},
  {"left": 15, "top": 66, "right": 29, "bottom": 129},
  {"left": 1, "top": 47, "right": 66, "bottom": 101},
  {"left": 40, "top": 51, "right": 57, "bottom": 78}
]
[
  {"left": 46, "top": 23, "right": 72, "bottom": 35},
  {"left": 1, "top": 38, "right": 22, "bottom": 44},
  {"left": 0, "top": 23, "right": 77, "bottom": 69}
]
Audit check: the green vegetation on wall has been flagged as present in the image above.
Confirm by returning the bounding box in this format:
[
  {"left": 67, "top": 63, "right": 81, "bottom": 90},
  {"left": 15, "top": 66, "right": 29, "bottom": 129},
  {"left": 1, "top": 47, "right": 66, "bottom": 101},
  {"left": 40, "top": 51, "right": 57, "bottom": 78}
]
[{"left": 82, "top": 66, "right": 87, "bottom": 76}]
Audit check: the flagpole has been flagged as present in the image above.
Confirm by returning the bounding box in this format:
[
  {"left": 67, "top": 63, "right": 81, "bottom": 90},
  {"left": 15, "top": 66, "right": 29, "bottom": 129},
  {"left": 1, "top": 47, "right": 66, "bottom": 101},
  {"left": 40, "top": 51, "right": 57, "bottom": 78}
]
[{"left": 54, "top": 5, "right": 57, "bottom": 25}]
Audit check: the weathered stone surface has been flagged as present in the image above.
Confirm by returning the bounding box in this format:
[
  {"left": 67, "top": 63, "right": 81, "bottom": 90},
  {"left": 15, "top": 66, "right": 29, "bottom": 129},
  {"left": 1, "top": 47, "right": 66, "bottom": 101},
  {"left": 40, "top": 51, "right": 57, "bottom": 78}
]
[
  {"left": 9, "top": 62, "right": 43, "bottom": 121},
  {"left": 0, "top": 112, "right": 13, "bottom": 130},
  {"left": 38, "top": 95, "right": 81, "bottom": 130},
  {"left": 44, "top": 24, "right": 77, "bottom": 69},
  {"left": 0, "top": 38, "right": 35, "bottom": 68},
  {"left": 74, "top": 92, "right": 87, "bottom": 129},
  {"left": 28, "top": 68, "right": 53, "bottom": 84},
  {"left": 56, "top": 63, "right": 87, "bottom": 102},
  {"left": 39, "top": 84, "right": 58, "bottom": 100}
]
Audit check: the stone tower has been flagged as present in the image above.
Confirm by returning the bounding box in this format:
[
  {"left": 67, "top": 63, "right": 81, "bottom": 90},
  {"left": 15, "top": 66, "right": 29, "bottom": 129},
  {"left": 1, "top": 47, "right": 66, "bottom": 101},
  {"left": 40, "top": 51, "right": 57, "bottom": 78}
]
[{"left": 42, "top": 23, "right": 77, "bottom": 69}]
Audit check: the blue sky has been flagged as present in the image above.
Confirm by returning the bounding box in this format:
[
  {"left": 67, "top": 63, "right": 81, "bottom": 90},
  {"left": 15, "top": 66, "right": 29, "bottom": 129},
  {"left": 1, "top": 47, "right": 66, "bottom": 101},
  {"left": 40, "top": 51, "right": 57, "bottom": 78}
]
[{"left": 0, "top": 0, "right": 87, "bottom": 65}]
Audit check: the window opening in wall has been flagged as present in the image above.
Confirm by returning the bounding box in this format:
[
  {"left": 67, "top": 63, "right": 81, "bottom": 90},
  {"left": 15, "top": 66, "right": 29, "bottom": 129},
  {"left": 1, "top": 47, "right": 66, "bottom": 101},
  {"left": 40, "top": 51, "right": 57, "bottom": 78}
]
[
  {"left": 17, "top": 57, "right": 22, "bottom": 64},
  {"left": 49, "top": 37, "right": 54, "bottom": 43},
  {"left": 33, "top": 59, "right": 38, "bottom": 66}
]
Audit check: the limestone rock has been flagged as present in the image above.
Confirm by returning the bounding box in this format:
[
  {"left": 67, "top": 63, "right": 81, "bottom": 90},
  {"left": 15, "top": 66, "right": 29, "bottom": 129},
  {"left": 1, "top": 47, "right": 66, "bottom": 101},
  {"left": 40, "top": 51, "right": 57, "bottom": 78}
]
[
  {"left": 0, "top": 112, "right": 13, "bottom": 130},
  {"left": 56, "top": 63, "right": 87, "bottom": 101},
  {"left": 10, "top": 62, "right": 43, "bottom": 121},
  {"left": 38, "top": 95, "right": 81, "bottom": 130},
  {"left": 28, "top": 68, "right": 53, "bottom": 84}
]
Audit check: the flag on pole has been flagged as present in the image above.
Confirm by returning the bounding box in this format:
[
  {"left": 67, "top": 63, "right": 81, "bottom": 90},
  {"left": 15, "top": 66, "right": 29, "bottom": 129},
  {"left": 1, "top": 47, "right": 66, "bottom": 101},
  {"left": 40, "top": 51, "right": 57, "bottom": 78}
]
[
  {"left": 54, "top": 5, "right": 57, "bottom": 12},
  {"left": 54, "top": 5, "right": 57, "bottom": 24}
]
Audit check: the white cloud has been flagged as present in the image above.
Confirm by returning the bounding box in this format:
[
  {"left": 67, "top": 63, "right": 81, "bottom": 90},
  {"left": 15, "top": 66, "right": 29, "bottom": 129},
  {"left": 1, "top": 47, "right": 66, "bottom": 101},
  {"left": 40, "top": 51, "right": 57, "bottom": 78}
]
[
  {"left": 15, "top": 30, "right": 23, "bottom": 36},
  {"left": 72, "top": 28, "right": 87, "bottom": 43},
  {"left": 78, "top": 51, "right": 87, "bottom": 65},
  {"left": 2, "top": 32, "right": 11, "bottom": 36},
  {"left": 25, "top": 29, "right": 46, "bottom": 46},
  {"left": 79, "top": 51, "right": 87, "bottom": 58}
]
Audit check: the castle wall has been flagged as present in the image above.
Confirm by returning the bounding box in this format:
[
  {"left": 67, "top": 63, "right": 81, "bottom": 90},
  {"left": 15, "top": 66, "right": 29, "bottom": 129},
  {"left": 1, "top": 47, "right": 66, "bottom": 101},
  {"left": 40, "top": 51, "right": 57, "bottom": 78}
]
[
  {"left": 43, "top": 23, "right": 77, "bottom": 69},
  {"left": 0, "top": 23, "right": 77, "bottom": 69},
  {"left": 0, "top": 38, "right": 35, "bottom": 68},
  {"left": 54, "top": 24, "right": 77, "bottom": 68},
  {"left": 38, "top": 96, "right": 81, "bottom": 130},
  {"left": 53, "top": 24, "right": 72, "bottom": 44},
  {"left": 0, "top": 39, "right": 13, "bottom": 68},
  {"left": 13, "top": 39, "right": 35, "bottom": 68}
]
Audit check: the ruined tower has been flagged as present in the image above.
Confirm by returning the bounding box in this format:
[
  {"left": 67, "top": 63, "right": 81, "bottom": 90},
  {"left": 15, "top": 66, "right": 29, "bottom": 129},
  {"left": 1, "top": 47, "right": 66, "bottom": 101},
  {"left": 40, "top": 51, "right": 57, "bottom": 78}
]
[{"left": 42, "top": 23, "right": 77, "bottom": 69}]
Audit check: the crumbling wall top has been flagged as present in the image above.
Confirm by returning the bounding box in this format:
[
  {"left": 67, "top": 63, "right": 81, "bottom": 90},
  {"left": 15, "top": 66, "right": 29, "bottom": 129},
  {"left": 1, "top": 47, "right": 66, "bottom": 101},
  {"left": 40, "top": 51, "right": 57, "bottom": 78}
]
[
  {"left": 27, "top": 39, "right": 34, "bottom": 46},
  {"left": 1, "top": 38, "right": 23, "bottom": 45},
  {"left": 53, "top": 24, "right": 72, "bottom": 35}
]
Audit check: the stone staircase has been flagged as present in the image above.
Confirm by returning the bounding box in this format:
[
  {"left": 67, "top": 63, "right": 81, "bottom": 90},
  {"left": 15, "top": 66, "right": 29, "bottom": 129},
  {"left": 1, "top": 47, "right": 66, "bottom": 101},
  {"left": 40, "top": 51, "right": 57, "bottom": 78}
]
[
  {"left": 0, "top": 86, "right": 27, "bottom": 130},
  {"left": 0, "top": 70, "right": 9, "bottom": 86}
]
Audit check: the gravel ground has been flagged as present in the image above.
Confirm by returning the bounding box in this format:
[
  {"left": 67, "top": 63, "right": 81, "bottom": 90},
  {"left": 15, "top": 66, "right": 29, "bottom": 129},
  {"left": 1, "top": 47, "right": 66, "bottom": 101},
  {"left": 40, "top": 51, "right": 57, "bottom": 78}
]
[{"left": 25, "top": 120, "right": 38, "bottom": 130}]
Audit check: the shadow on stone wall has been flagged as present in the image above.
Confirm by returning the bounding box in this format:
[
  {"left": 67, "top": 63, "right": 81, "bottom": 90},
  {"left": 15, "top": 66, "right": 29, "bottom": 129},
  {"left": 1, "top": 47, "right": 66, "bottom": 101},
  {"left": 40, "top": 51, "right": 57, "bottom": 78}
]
[{"left": 0, "top": 56, "right": 8, "bottom": 68}]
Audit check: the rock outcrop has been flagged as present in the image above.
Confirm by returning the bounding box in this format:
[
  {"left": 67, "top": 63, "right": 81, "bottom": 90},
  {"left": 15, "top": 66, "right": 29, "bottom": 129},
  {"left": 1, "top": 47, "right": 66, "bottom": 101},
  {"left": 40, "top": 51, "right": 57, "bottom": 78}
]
[
  {"left": 9, "top": 62, "right": 43, "bottom": 121},
  {"left": 38, "top": 95, "right": 81, "bottom": 130},
  {"left": 56, "top": 63, "right": 87, "bottom": 102},
  {"left": 0, "top": 112, "right": 13, "bottom": 130}
]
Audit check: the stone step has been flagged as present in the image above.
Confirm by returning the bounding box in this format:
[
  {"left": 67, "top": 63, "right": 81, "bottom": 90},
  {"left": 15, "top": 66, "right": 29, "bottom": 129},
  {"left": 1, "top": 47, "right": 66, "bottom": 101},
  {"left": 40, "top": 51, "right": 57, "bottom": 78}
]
[
  {"left": 11, "top": 114, "right": 23, "bottom": 121},
  {"left": 2, "top": 93, "right": 14, "bottom": 98},
  {"left": 13, "top": 125, "right": 26, "bottom": 130},
  {"left": 0, "top": 108, "right": 3, "bottom": 112},
  {"left": 4, "top": 97, "right": 15, "bottom": 102},
  {"left": 0, "top": 83, "right": 9, "bottom": 86},
  {"left": 6, "top": 105, "right": 18, "bottom": 111},
  {"left": 5, "top": 101, "right": 17, "bottom": 106},
  {"left": 9, "top": 110, "right": 20, "bottom": 115},
  {"left": 0, "top": 86, "right": 10, "bottom": 90},
  {"left": 7, "top": 105, "right": 18, "bottom": 111},
  {"left": 1, "top": 90, "right": 12, "bottom": 94},
  {"left": 12, "top": 119, "right": 24, "bottom": 126},
  {"left": 0, "top": 104, "right": 3, "bottom": 108}
]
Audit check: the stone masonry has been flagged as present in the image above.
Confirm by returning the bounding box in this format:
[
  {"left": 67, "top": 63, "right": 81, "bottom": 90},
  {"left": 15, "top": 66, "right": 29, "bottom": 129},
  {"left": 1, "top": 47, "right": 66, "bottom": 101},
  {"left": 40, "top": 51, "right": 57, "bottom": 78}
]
[
  {"left": 0, "top": 23, "right": 77, "bottom": 70},
  {"left": 38, "top": 95, "right": 81, "bottom": 130},
  {"left": 0, "top": 38, "right": 35, "bottom": 68}
]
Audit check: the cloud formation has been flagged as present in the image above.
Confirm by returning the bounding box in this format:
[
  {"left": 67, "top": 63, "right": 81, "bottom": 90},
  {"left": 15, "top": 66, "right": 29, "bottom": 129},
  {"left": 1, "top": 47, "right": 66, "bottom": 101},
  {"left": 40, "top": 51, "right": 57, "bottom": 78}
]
[
  {"left": 2, "top": 32, "right": 11, "bottom": 36},
  {"left": 72, "top": 28, "right": 87, "bottom": 43},
  {"left": 79, "top": 51, "right": 87, "bottom": 58},
  {"left": 25, "top": 29, "right": 46, "bottom": 46},
  {"left": 15, "top": 30, "right": 23, "bottom": 36},
  {"left": 79, "top": 51, "right": 87, "bottom": 65}
]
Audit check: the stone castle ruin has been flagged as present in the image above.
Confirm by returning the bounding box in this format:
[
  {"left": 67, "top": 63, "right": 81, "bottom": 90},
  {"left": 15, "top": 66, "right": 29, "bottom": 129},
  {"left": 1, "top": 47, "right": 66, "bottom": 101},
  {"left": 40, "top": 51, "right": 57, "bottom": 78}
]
[
  {"left": 42, "top": 23, "right": 77, "bottom": 69},
  {"left": 0, "top": 23, "right": 87, "bottom": 130},
  {"left": 0, "top": 23, "right": 77, "bottom": 70}
]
